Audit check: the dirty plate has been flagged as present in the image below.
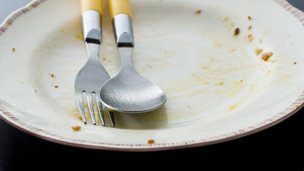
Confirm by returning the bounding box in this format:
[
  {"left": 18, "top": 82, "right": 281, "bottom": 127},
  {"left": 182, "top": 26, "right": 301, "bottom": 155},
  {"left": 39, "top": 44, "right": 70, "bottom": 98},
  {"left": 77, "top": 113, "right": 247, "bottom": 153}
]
[{"left": 1, "top": 0, "right": 304, "bottom": 151}]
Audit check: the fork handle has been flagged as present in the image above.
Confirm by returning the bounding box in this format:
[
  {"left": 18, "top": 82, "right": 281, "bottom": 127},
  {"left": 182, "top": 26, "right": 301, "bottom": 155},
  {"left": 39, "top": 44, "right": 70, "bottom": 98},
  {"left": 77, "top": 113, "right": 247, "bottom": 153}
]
[
  {"left": 109, "top": 0, "right": 134, "bottom": 47},
  {"left": 81, "top": 0, "right": 103, "bottom": 44}
]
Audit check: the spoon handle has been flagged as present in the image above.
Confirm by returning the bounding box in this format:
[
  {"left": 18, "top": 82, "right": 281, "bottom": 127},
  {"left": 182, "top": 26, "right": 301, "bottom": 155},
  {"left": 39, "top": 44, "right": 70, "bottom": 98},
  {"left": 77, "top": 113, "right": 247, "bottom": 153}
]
[
  {"left": 109, "top": 0, "right": 131, "bottom": 18},
  {"left": 109, "top": 0, "right": 134, "bottom": 47}
]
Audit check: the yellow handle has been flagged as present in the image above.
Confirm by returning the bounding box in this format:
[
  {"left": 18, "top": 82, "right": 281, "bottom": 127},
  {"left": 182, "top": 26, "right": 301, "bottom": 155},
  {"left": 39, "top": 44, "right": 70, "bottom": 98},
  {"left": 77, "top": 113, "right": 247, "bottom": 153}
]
[
  {"left": 109, "top": 0, "right": 132, "bottom": 18},
  {"left": 81, "top": 0, "right": 103, "bottom": 15}
]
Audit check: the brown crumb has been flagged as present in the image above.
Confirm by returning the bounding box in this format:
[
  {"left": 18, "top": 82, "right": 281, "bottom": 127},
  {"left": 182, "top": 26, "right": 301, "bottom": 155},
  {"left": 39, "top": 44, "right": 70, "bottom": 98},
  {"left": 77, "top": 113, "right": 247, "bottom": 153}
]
[
  {"left": 294, "top": 62, "right": 297, "bottom": 65},
  {"left": 255, "top": 48, "right": 264, "bottom": 55},
  {"left": 234, "top": 28, "right": 240, "bottom": 36},
  {"left": 11, "top": 48, "right": 16, "bottom": 52},
  {"left": 195, "top": 10, "right": 202, "bottom": 15},
  {"left": 49, "top": 73, "right": 56, "bottom": 78},
  {"left": 240, "top": 80, "right": 244, "bottom": 82},
  {"left": 262, "top": 52, "right": 273, "bottom": 62},
  {"left": 147, "top": 139, "right": 155, "bottom": 145},
  {"left": 248, "top": 25, "right": 252, "bottom": 31},
  {"left": 78, "top": 116, "right": 83, "bottom": 121},
  {"left": 248, "top": 16, "right": 252, "bottom": 20},
  {"left": 71, "top": 126, "right": 81, "bottom": 132},
  {"left": 247, "top": 34, "right": 254, "bottom": 42},
  {"left": 54, "top": 85, "right": 59, "bottom": 88}
]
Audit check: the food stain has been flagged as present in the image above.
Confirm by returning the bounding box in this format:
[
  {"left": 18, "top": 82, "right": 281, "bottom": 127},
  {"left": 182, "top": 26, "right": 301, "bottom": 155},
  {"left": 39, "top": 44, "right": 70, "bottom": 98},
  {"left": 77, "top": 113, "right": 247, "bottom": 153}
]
[
  {"left": 229, "top": 103, "right": 239, "bottom": 110},
  {"left": 49, "top": 73, "right": 56, "bottom": 78},
  {"left": 234, "top": 28, "right": 240, "bottom": 36},
  {"left": 223, "top": 16, "right": 229, "bottom": 22},
  {"left": 76, "top": 32, "right": 84, "bottom": 42},
  {"left": 147, "top": 139, "right": 155, "bottom": 145},
  {"left": 248, "top": 16, "right": 252, "bottom": 20},
  {"left": 247, "top": 34, "right": 254, "bottom": 42},
  {"left": 255, "top": 48, "right": 264, "bottom": 55},
  {"left": 262, "top": 52, "right": 273, "bottom": 62},
  {"left": 195, "top": 10, "right": 202, "bottom": 15},
  {"left": 248, "top": 25, "right": 252, "bottom": 31},
  {"left": 71, "top": 126, "right": 81, "bottom": 132},
  {"left": 11, "top": 48, "right": 16, "bottom": 52},
  {"left": 216, "top": 81, "right": 225, "bottom": 86}
]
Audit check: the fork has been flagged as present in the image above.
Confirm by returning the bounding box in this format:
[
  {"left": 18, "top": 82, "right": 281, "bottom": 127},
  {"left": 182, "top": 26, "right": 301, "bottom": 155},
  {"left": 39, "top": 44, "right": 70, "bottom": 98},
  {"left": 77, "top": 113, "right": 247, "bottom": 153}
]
[{"left": 75, "top": 0, "right": 114, "bottom": 126}]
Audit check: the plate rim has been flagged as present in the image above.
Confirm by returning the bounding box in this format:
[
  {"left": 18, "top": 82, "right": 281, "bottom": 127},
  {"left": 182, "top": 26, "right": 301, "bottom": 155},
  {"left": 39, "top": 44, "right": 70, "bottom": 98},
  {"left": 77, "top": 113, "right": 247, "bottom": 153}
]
[{"left": 0, "top": 0, "right": 304, "bottom": 151}]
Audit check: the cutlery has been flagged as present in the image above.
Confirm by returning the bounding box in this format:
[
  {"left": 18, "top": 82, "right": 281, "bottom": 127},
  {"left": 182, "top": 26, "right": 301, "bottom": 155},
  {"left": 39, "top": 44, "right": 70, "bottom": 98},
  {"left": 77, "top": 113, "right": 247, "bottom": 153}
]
[
  {"left": 100, "top": 0, "right": 167, "bottom": 113},
  {"left": 75, "top": 0, "right": 114, "bottom": 126}
]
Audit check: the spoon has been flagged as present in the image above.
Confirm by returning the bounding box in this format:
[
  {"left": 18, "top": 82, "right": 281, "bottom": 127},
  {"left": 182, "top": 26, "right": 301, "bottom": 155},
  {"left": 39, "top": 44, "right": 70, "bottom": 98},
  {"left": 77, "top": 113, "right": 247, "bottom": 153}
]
[{"left": 100, "top": 0, "right": 167, "bottom": 113}]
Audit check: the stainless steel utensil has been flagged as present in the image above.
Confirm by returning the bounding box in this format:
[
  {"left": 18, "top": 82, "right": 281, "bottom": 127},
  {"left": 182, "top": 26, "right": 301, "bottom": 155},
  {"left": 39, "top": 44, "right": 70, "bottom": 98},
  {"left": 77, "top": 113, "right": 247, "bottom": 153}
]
[
  {"left": 75, "top": 0, "right": 114, "bottom": 126},
  {"left": 100, "top": 0, "right": 167, "bottom": 113}
]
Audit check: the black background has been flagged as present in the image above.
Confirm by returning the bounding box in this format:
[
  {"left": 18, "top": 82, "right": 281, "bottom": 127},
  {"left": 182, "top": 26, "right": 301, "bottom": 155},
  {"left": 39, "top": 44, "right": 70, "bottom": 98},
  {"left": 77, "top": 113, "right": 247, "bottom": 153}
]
[{"left": 1, "top": 1, "right": 304, "bottom": 170}]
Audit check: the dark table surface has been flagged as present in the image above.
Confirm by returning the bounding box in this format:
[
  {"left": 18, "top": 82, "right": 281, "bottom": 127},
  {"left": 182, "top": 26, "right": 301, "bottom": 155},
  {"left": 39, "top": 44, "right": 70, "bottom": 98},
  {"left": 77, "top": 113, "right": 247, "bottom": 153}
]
[{"left": 1, "top": 1, "right": 304, "bottom": 170}]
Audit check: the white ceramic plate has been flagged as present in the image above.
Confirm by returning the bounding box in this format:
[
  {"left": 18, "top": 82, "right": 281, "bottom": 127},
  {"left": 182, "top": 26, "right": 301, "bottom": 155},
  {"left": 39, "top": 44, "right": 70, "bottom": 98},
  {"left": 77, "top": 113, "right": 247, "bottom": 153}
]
[{"left": 1, "top": 0, "right": 304, "bottom": 151}]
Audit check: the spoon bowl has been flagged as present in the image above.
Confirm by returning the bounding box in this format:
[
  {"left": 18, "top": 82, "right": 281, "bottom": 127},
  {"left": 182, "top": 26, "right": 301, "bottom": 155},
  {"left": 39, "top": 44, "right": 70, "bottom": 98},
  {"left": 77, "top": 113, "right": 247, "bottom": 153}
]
[{"left": 100, "top": 47, "right": 167, "bottom": 113}]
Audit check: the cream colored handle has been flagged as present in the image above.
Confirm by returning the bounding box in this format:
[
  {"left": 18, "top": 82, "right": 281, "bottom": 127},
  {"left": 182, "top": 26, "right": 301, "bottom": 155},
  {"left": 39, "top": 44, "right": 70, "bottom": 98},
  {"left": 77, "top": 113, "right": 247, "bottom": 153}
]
[
  {"left": 81, "top": 0, "right": 103, "bottom": 15},
  {"left": 109, "top": 0, "right": 132, "bottom": 18}
]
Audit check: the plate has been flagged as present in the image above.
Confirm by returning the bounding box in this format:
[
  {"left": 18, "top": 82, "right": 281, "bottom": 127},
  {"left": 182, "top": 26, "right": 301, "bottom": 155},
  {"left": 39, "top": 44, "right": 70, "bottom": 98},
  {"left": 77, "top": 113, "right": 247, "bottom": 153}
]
[{"left": 1, "top": 0, "right": 304, "bottom": 151}]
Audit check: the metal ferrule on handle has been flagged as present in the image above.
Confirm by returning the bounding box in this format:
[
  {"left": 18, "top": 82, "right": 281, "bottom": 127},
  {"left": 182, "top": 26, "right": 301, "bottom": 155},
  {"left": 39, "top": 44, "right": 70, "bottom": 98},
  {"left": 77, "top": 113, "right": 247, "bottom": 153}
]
[
  {"left": 82, "top": 11, "right": 102, "bottom": 44},
  {"left": 81, "top": 0, "right": 103, "bottom": 44},
  {"left": 109, "top": 0, "right": 134, "bottom": 47},
  {"left": 113, "top": 14, "right": 134, "bottom": 47}
]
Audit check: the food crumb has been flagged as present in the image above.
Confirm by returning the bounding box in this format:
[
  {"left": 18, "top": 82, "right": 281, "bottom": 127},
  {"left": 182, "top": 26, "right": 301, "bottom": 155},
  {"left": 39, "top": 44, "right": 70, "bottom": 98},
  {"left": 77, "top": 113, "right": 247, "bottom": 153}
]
[
  {"left": 248, "top": 25, "right": 252, "bottom": 31},
  {"left": 102, "top": 58, "right": 106, "bottom": 61},
  {"left": 294, "top": 62, "right": 297, "bottom": 65},
  {"left": 54, "top": 85, "right": 59, "bottom": 88},
  {"left": 262, "top": 52, "right": 273, "bottom": 62},
  {"left": 234, "top": 28, "right": 240, "bottom": 36},
  {"left": 49, "top": 73, "right": 56, "bottom": 78},
  {"left": 248, "top": 16, "right": 252, "bottom": 20},
  {"left": 78, "top": 116, "right": 83, "bottom": 121},
  {"left": 247, "top": 34, "right": 254, "bottom": 42},
  {"left": 255, "top": 48, "right": 264, "bottom": 55},
  {"left": 147, "top": 139, "right": 155, "bottom": 145},
  {"left": 195, "top": 10, "right": 202, "bottom": 15},
  {"left": 71, "top": 126, "right": 81, "bottom": 132},
  {"left": 11, "top": 48, "right": 16, "bottom": 52},
  {"left": 240, "top": 80, "right": 244, "bottom": 83}
]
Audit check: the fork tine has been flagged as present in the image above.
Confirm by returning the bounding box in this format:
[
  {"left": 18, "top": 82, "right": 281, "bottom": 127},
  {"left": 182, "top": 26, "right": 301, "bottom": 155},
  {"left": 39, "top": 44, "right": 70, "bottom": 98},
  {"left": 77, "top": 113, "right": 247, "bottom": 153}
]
[
  {"left": 87, "top": 93, "right": 97, "bottom": 125},
  {"left": 75, "top": 92, "right": 87, "bottom": 124},
  {"left": 96, "top": 96, "right": 106, "bottom": 126}
]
